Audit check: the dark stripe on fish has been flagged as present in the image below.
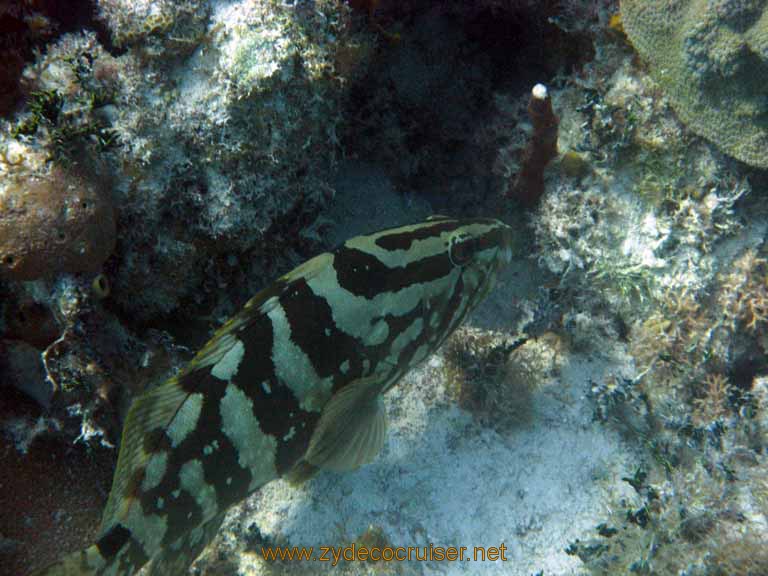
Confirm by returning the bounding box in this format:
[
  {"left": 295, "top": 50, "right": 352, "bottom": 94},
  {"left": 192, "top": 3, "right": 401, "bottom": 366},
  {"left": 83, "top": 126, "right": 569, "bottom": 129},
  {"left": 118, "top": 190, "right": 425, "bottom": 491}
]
[
  {"left": 333, "top": 248, "right": 453, "bottom": 299},
  {"left": 434, "top": 274, "right": 467, "bottom": 351},
  {"left": 143, "top": 427, "right": 172, "bottom": 455},
  {"left": 373, "top": 220, "right": 460, "bottom": 251},
  {"left": 232, "top": 311, "right": 317, "bottom": 474},
  {"left": 96, "top": 524, "right": 132, "bottom": 560},
  {"left": 280, "top": 278, "right": 367, "bottom": 382},
  {"left": 119, "top": 537, "right": 150, "bottom": 574}
]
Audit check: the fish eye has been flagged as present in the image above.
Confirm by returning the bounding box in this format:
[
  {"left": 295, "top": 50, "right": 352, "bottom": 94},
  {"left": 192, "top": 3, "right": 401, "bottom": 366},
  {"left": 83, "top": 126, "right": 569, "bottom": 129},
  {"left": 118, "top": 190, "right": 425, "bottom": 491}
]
[{"left": 448, "top": 233, "right": 478, "bottom": 266}]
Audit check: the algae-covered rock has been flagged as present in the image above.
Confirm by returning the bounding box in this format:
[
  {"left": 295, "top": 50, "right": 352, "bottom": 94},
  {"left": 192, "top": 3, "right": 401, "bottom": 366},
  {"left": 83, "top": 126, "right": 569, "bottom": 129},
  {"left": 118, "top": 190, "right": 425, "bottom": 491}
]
[
  {"left": 96, "top": 0, "right": 210, "bottom": 58},
  {"left": 621, "top": 0, "right": 768, "bottom": 168}
]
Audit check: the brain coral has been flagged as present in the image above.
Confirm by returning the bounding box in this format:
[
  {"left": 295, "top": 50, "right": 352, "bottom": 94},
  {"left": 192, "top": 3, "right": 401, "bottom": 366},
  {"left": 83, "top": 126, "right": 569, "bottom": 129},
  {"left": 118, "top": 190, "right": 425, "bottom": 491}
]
[{"left": 621, "top": 0, "right": 768, "bottom": 168}]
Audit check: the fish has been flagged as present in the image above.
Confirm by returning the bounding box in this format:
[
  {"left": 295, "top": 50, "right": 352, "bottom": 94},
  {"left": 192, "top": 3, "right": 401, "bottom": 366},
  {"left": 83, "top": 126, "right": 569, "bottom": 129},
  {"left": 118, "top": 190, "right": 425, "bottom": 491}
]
[{"left": 31, "top": 215, "right": 514, "bottom": 576}]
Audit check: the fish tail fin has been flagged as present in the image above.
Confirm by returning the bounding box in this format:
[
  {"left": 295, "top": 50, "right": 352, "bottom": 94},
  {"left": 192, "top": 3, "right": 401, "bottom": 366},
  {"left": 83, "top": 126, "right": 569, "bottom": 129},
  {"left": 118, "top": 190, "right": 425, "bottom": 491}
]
[
  {"left": 27, "top": 543, "right": 105, "bottom": 576},
  {"left": 146, "top": 511, "right": 227, "bottom": 576}
]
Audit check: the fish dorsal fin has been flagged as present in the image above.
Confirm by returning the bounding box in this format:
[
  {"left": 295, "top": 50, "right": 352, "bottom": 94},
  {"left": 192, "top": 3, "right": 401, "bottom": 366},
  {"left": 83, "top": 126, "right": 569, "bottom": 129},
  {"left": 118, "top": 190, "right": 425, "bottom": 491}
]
[
  {"left": 100, "top": 330, "right": 241, "bottom": 531},
  {"left": 303, "top": 374, "right": 388, "bottom": 474},
  {"left": 191, "top": 257, "right": 333, "bottom": 365},
  {"left": 279, "top": 252, "right": 333, "bottom": 285},
  {"left": 200, "top": 253, "right": 333, "bottom": 339}
]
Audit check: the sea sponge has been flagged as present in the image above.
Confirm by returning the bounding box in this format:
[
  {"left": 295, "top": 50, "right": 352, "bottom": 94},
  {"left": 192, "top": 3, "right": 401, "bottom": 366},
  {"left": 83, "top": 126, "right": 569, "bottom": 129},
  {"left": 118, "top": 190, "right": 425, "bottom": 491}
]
[
  {"left": 0, "top": 168, "right": 116, "bottom": 281},
  {"left": 510, "top": 83, "right": 560, "bottom": 207},
  {"left": 620, "top": 0, "right": 768, "bottom": 168}
]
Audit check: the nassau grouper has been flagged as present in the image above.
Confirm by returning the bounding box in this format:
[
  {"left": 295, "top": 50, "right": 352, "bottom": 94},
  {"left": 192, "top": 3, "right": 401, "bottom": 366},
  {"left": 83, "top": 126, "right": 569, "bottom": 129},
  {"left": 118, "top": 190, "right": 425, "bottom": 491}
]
[{"left": 32, "top": 215, "right": 514, "bottom": 576}]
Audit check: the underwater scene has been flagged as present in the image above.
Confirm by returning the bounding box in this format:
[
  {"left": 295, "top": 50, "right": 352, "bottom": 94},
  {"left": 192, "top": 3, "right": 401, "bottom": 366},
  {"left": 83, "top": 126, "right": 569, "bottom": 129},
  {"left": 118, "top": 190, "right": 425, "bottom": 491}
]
[{"left": 1, "top": 1, "right": 767, "bottom": 575}]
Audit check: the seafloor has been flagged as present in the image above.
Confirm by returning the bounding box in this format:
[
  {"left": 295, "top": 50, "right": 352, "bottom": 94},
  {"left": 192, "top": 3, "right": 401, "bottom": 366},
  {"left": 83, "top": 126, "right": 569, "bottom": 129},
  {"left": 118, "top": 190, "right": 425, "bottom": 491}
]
[{"left": 1, "top": 1, "right": 767, "bottom": 576}]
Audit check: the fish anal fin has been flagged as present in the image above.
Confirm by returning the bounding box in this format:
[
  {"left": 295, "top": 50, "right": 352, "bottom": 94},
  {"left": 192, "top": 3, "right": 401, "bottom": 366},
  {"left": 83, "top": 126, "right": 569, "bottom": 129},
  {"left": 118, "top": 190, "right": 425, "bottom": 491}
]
[
  {"left": 301, "top": 374, "right": 388, "bottom": 474},
  {"left": 147, "top": 511, "right": 227, "bottom": 576}
]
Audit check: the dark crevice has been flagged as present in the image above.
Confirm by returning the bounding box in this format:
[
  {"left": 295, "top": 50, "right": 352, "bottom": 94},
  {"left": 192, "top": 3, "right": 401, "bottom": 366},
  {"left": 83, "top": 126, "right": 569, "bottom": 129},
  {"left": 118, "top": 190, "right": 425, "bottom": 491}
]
[{"left": 341, "top": 1, "right": 595, "bottom": 207}]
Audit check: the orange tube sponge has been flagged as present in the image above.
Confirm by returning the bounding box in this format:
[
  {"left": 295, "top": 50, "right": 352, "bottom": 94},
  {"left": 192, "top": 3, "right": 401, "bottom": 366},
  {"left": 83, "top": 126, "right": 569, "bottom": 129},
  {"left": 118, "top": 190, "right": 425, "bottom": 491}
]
[{"left": 510, "top": 83, "right": 559, "bottom": 207}]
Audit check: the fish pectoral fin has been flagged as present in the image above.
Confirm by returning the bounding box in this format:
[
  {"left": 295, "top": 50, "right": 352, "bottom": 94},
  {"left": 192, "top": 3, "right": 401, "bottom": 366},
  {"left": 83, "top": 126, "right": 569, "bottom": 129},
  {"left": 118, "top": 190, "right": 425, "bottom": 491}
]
[{"left": 304, "top": 374, "right": 388, "bottom": 473}]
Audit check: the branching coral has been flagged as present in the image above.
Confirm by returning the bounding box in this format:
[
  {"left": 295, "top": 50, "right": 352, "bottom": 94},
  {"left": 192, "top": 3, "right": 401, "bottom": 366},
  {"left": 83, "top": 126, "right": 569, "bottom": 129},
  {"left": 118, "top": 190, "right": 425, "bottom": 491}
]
[
  {"left": 692, "top": 373, "right": 732, "bottom": 427},
  {"left": 718, "top": 249, "right": 768, "bottom": 334}
]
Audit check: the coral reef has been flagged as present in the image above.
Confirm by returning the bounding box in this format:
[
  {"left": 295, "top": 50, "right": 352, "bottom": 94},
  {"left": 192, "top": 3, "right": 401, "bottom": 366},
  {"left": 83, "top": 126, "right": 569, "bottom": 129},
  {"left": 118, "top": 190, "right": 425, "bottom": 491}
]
[
  {"left": 3, "top": 0, "right": 365, "bottom": 323},
  {"left": 526, "top": 7, "right": 768, "bottom": 573},
  {"left": 0, "top": 0, "right": 370, "bottom": 466},
  {"left": 96, "top": 0, "right": 210, "bottom": 58},
  {"left": 534, "top": 37, "right": 750, "bottom": 325},
  {"left": 621, "top": 0, "right": 768, "bottom": 168},
  {"left": 566, "top": 241, "right": 768, "bottom": 575},
  {"left": 3, "top": 1, "right": 768, "bottom": 575},
  {"left": 101, "top": 0, "right": 358, "bottom": 321},
  {"left": 0, "top": 1, "right": 111, "bottom": 116}
]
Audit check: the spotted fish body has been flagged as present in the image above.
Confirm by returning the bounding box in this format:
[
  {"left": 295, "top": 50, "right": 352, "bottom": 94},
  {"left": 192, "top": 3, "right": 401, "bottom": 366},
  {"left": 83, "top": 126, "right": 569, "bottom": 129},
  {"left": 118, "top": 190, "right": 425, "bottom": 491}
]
[{"left": 33, "top": 216, "right": 514, "bottom": 576}]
